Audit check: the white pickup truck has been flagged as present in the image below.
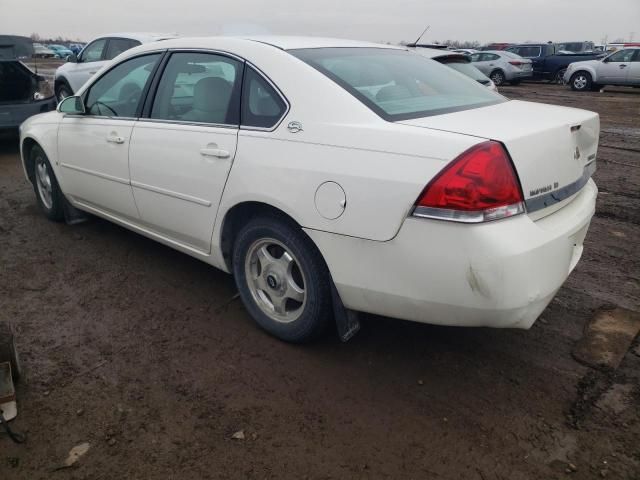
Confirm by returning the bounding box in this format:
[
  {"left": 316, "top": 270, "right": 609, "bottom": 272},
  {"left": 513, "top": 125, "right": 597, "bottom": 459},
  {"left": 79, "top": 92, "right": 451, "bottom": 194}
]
[{"left": 564, "top": 47, "right": 640, "bottom": 91}]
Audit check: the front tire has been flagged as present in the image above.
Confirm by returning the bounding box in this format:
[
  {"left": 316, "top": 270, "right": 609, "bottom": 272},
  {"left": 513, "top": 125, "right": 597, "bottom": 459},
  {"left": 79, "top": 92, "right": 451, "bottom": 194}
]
[
  {"left": 30, "top": 145, "right": 64, "bottom": 221},
  {"left": 570, "top": 72, "right": 592, "bottom": 91},
  {"left": 55, "top": 81, "right": 73, "bottom": 102},
  {"left": 0, "top": 322, "right": 22, "bottom": 382},
  {"left": 232, "top": 215, "right": 332, "bottom": 343},
  {"left": 489, "top": 70, "right": 506, "bottom": 86}
]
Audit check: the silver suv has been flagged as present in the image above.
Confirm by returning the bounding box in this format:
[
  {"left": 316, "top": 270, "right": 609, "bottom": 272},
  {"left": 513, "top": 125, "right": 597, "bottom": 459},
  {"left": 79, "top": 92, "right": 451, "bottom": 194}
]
[{"left": 564, "top": 48, "right": 640, "bottom": 91}]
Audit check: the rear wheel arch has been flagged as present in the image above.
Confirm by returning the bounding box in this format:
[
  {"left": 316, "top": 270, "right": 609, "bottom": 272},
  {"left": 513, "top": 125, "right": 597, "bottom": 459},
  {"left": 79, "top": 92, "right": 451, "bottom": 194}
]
[{"left": 220, "top": 201, "right": 312, "bottom": 271}]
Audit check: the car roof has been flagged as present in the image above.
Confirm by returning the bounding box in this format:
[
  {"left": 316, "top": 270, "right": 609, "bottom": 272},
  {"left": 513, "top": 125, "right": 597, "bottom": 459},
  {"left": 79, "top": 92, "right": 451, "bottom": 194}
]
[
  {"left": 243, "top": 36, "right": 403, "bottom": 51},
  {"left": 409, "top": 47, "right": 467, "bottom": 59},
  {"left": 90, "top": 32, "right": 178, "bottom": 43}
]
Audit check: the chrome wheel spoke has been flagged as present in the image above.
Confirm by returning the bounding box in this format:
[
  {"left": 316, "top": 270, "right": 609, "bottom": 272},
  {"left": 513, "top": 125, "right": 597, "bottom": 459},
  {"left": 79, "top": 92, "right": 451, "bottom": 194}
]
[
  {"left": 284, "top": 278, "right": 304, "bottom": 303},
  {"left": 244, "top": 238, "right": 307, "bottom": 324}
]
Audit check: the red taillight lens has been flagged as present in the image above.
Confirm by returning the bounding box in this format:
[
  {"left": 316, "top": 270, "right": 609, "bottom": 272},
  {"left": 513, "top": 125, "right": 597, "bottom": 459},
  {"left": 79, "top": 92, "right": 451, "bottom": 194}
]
[
  {"left": 414, "top": 141, "right": 525, "bottom": 223},
  {"left": 509, "top": 60, "right": 523, "bottom": 66}
]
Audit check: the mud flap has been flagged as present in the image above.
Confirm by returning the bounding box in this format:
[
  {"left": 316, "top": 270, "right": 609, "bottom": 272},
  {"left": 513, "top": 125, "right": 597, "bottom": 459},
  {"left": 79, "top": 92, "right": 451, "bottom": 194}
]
[
  {"left": 63, "top": 197, "right": 89, "bottom": 225},
  {"left": 331, "top": 283, "right": 360, "bottom": 342}
]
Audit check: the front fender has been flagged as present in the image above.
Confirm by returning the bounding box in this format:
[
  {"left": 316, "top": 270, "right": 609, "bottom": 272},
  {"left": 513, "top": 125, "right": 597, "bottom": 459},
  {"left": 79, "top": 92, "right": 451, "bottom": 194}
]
[{"left": 19, "top": 112, "right": 63, "bottom": 184}]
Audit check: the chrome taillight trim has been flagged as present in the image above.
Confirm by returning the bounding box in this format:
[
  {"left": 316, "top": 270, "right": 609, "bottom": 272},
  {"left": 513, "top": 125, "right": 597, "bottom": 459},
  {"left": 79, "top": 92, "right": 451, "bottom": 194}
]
[{"left": 412, "top": 202, "right": 525, "bottom": 223}]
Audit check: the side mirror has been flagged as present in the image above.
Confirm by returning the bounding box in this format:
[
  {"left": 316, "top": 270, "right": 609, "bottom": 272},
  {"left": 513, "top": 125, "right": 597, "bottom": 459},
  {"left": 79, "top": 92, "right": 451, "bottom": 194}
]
[
  {"left": 67, "top": 53, "right": 78, "bottom": 63},
  {"left": 58, "top": 95, "right": 85, "bottom": 115}
]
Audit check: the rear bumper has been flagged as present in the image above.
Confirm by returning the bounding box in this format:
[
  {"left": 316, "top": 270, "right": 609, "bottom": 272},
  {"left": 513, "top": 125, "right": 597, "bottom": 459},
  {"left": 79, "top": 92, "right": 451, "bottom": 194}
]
[
  {"left": 306, "top": 179, "right": 597, "bottom": 329},
  {"left": 507, "top": 70, "right": 533, "bottom": 80},
  {"left": 0, "top": 97, "right": 57, "bottom": 129}
]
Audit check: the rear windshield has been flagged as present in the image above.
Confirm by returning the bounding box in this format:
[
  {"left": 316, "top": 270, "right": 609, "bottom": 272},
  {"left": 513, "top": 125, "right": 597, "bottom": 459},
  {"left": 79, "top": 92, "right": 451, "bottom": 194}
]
[
  {"left": 445, "top": 62, "right": 489, "bottom": 82},
  {"left": 507, "top": 46, "right": 541, "bottom": 58},
  {"left": 290, "top": 48, "right": 504, "bottom": 121}
]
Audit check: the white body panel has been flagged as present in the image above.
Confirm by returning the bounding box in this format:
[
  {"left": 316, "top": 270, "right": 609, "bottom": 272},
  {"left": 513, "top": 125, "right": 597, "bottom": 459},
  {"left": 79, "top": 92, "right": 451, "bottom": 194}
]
[{"left": 21, "top": 36, "right": 599, "bottom": 330}]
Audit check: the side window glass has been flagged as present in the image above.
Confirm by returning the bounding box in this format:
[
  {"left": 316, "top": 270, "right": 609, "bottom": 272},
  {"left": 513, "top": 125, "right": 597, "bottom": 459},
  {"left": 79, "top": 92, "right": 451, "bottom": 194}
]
[
  {"left": 241, "top": 67, "right": 286, "bottom": 129},
  {"left": 150, "top": 52, "right": 242, "bottom": 125},
  {"left": 85, "top": 54, "right": 160, "bottom": 117},
  {"left": 80, "top": 39, "right": 106, "bottom": 63},
  {"left": 632, "top": 50, "right": 640, "bottom": 62},
  {"left": 105, "top": 39, "right": 140, "bottom": 60},
  {"left": 486, "top": 54, "right": 499, "bottom": 61},
  {"left": 470, "top": 53, "right": 481, "bottom": 62},
  {"left": 608, "top": 49, "right": 634, "bottom": 63}
]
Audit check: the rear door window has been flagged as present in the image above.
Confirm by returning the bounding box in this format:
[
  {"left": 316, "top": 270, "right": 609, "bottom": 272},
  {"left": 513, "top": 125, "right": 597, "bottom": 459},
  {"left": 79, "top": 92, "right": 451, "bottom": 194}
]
[
  {"left": 150, "top": 52, "right": 242, "bottom": 125},
  {"left": 105, "top": 38, "right": 141, "bottom": 60}
]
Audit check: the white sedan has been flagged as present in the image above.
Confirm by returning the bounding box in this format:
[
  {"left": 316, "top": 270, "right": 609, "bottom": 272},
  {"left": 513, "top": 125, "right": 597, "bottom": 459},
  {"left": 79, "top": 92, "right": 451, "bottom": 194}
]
[{"left": 19, "top": 37, "right": 598, "bottom": 342}]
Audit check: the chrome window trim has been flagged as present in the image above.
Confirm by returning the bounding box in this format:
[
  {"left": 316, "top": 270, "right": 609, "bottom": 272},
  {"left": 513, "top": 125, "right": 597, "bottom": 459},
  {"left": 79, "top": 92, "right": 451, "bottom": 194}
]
[{"left": 136, "top": 117, "right": 238, "bottom": 130}]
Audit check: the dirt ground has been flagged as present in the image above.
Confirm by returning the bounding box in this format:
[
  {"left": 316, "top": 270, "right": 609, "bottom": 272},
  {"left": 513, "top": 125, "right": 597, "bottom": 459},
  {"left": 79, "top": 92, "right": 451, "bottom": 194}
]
[{"left": 1, "top": 83, "right": 639, "bottom": 480}]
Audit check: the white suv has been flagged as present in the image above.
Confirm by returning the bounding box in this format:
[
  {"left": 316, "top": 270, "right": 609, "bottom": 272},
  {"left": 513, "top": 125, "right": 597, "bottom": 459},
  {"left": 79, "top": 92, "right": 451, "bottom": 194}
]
[{"left": 54, "top": 33, "right": 177, "bottom": 101}]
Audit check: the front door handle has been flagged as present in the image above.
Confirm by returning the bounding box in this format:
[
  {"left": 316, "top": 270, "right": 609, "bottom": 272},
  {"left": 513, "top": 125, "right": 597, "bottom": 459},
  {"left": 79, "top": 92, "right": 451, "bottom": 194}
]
[
  {"left": 106, "top": 135, "right": 125, "bottom": 144},
  {"left": 89, "top": 71, "right": 98, "bottom": 74},
  {"left": 619, "top": 64, "right": 627, "bottom": 69},
  {"left": 200, "top": 147, "right": 230, "bottom": 159}
]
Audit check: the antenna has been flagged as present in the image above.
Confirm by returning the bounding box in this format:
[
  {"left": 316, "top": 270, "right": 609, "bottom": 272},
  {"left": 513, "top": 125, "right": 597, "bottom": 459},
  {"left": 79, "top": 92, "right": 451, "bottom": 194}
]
[{"left": 413, "top": 25, "right": 431, "bottom": 46}]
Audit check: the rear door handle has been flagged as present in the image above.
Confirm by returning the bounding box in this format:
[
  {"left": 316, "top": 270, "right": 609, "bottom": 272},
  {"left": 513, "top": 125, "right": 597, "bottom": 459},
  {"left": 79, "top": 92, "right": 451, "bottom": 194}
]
[
  {"left": 106, "top": 135, "right": 125, "bottom": 144},
  {"left": 619, "top": 64, "right": 627, "bottom": 69},
  {"left": 200, "top": 147, "right": 230, "bottom": 159}
]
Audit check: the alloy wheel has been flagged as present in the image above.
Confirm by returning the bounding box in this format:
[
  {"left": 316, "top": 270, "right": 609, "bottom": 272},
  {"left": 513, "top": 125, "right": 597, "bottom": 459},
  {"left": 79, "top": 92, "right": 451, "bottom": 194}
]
[
  {"left": 35, "top": 157, "right": 53, "bottom": 210},
  {"left": 244, "top": 238, "right": 307, "bottom": 323}
]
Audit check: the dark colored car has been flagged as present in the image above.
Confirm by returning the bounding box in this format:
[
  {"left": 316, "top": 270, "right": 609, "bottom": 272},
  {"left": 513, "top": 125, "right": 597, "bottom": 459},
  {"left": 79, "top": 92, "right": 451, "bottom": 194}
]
[
  {"left": 0, "top": 36, "right": 56, "bottom": 132},
  {"left": 506, "top": 43, "right": 605, "bottom": 83},
  {"left": 481, "top": 43, "right": 513, "bottom": 51}
]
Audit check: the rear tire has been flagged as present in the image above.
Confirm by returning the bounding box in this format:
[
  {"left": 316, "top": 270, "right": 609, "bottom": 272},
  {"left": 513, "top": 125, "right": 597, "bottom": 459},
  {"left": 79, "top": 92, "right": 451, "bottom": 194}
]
[
  {"left": 553, "top": 68, "right": 567, "bottom": 84},
  {"left": 570, "top": 71, "right": 592, "bottom": 91},
  {"left": 489, "top": 70, "right": 506, "bottom": 86},
  {"left": 30, "top": 145, "right": 65, "bottom": 222},
  {"left": 232, "top": 215, "right": 332, "bottom": 343}
]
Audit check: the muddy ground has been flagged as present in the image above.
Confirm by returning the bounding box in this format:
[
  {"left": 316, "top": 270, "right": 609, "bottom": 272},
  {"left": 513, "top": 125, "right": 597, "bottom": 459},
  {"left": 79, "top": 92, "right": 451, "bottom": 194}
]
[{"left": 0, "top": 83, "right": 639, "bottom": 479}]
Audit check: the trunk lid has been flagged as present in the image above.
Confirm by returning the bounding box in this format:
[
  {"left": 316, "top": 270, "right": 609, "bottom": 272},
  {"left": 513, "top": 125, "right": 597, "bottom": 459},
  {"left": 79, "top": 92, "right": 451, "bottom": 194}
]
[{"left": 398, "top": 100, "right": 599, "bottom": 219}]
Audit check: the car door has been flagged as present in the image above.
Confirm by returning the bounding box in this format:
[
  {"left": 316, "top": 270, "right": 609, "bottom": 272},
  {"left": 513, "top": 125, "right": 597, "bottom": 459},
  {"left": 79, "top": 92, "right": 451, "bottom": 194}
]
[
  {"left": 470, "top": 53, "right": 491, "bottom": 75},
  {"left": 57, "top": 53, "right": 162, "bottom": 220},
  {"left": 128, "top": 51, "right": 243, "bottom": 252},
  {"left": 626, "top": 50, "right": 640, "bottom": 85},
  {"left": 68, "top": 38, "right": 108, "bottom": 92},
  {"left": 598, "top": 49, "right": 635, "bottom": 84}
]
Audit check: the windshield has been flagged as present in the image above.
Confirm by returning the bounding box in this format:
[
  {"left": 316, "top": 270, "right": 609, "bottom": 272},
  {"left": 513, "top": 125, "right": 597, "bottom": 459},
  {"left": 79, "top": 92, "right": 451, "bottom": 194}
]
[{"left": 290, "top": 48, "right": 504, "bottom": 121}]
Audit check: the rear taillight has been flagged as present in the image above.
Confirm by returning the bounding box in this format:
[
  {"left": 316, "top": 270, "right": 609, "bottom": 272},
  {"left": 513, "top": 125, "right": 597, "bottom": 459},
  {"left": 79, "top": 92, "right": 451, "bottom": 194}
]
[
  {"left": 413, "top": 141, "right": 525, "bottom": 223},
  {"left": 509, "top": 61, "right": 524, "bottom": 67}
]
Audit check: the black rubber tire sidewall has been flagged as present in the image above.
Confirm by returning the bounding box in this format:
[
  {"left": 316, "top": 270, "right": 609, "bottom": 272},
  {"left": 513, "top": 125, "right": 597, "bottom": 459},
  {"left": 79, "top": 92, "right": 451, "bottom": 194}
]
[
  {"left": 0, "top": 323, "right": 22, "bottom": 382},
  {"left": 570, "top": 72, "right": 592, "bottom": 91},
  {"left": 31, "top": 145, "right": 65, "bottom": 222},
  {"left": 490, "top": 70, "right": 505, "bottom": 86},
  {"left": 232, "top": 216, "right": 332, "bottom": 343},
  {"left": 55, "top": 82, "right": 72, "bottom": 102}
]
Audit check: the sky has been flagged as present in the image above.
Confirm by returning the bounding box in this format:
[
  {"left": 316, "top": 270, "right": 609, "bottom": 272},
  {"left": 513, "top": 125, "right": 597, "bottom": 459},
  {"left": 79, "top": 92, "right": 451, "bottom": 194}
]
[{"left": 1, "top": 0, "right": 638, "bottom": 44}]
